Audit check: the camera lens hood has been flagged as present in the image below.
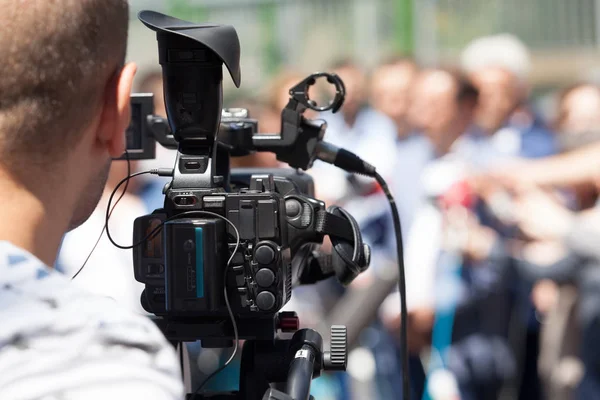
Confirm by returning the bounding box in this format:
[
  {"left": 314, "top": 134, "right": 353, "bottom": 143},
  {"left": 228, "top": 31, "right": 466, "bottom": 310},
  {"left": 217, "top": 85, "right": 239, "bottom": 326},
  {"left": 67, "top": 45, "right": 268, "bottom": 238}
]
[{"left": 138, "top": 10, "right": 241, "bottom": 88}]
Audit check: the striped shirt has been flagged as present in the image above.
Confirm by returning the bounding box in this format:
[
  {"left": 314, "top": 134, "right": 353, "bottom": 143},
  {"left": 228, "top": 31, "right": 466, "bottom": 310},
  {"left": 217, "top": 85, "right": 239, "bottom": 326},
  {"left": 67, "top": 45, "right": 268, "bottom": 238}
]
[{"left": 0, "top": 241, "right": 184, "bottom": 400}]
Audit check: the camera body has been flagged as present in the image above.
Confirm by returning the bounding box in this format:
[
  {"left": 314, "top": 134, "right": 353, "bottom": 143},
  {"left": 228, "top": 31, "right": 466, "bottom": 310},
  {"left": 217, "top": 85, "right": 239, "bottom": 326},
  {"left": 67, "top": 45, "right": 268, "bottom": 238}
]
[
  {"left": 127, "top": 12, "right": 368, "bottom": 348},
  {"left": 121, "top": 10, "right": 375, "bottom": 399},
  {"left": 134, "top": 173, "right": 328, "bottom": 320}
]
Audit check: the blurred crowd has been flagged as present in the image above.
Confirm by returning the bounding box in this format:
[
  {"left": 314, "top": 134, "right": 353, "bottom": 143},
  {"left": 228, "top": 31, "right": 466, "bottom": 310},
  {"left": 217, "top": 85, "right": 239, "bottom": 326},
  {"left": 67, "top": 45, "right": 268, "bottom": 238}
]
[{"left": 57, "top": 32, "right": 600, "bottom": 400}]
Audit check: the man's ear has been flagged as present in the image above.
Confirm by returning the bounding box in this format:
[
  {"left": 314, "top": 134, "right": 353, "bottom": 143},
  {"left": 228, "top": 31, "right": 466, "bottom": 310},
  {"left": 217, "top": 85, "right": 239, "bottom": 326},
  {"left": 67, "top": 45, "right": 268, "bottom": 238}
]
[{"left": 101, "top": 63, "right": 137, "bottom": 158}]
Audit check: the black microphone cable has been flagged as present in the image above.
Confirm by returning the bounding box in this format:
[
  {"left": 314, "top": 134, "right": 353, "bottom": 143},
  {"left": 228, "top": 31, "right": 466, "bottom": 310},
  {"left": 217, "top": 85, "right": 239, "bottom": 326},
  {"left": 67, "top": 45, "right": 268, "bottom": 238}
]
[
  {"left": 76, "top": 153, "right": 172, "bottom": 279},
  {"left": 374, "top": 171, "right": 409, "bottom": 399},
  {"left": 315, "top": 142, "right": 409, "bottom": 400},
  {"left": 73, "top": 150, "right": 133, "bottom": 280}
]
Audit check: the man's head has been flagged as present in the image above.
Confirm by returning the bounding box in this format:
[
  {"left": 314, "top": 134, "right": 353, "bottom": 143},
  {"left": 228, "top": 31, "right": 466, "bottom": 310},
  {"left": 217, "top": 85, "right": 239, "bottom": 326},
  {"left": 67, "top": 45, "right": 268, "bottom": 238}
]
[
  {"left": 0, "top": 0, "right": 135, "bottom": 231},
  {"left": 330, "top": 59, "right": 367, "bottom": 125},
  {"left": 370, "top": 57, "right": 419, "bottom": 138},
  {"left": 556, "top": 83, "right": 600, "bottom": 135},
  {"left": 461, "top": 34, "right": 531, "bottom": 133},
  {"left": 470, "top": 67, "right": 524, "bottom": 134},
  {"left": 408, "top": 68, "right": 479, "bottom": 155}
]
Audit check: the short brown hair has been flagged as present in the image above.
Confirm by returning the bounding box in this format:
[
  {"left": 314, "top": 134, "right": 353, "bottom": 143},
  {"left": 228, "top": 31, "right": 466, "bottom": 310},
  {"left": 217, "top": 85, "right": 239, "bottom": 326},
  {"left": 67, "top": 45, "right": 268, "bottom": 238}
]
[
  {"left": 0, "top": 0, "right": 129, "bottom": 167},
  {"left": 436, "top": 67, "right": 480, "bottom": 107}
]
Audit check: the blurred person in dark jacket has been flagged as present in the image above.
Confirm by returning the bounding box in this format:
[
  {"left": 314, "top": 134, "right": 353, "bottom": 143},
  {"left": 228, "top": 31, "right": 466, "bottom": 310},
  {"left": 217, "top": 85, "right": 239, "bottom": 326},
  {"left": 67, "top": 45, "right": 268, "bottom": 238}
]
[
  {"left": 467, "top": 83, "right": 600, "bottom": 399},
  {"left": 462, "top": 35, "right": 560, "bottom": 400},
  {"left": 457, "top": 184, "right": 600, "bottom": 400},
  {"left": 380, "top": 68, "right": 514, "bottom": 400},
  {"left": 530, "top": 83, "right": 600, "bottom": 400},
  {"left": 461, "top": 34, "right": 557, "bottom": 160}
]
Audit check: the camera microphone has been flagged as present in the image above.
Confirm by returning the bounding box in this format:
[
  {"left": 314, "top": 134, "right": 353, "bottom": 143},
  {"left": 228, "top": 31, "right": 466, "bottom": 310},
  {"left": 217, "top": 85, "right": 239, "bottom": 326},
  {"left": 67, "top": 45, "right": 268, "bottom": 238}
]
[{"left": 315, "top": 142, "right": 376, "bottom": 177}]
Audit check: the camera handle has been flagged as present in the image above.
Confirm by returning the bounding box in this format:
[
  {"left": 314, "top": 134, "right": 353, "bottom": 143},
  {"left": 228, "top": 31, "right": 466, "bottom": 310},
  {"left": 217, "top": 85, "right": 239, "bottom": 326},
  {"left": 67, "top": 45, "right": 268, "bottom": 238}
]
[
  {"left": 144, "top": 72, "right": 348, "bottom": 175},
  {"left": 259, "top": 326, "right": 347, "bottom": 400}
]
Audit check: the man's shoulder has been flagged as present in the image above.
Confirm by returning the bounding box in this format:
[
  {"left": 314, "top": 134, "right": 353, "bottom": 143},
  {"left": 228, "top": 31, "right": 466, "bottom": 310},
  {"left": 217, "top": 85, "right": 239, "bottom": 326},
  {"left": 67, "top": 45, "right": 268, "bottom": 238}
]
[{"left": 0, "top": 241, "right": 183, "bottom": 399}]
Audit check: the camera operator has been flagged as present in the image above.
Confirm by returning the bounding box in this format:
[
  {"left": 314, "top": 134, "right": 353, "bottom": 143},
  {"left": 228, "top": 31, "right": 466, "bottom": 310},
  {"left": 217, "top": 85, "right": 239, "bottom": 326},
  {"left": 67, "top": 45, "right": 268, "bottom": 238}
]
[{"left": 0, "top": 1, "right": 183, "bottom": 399}]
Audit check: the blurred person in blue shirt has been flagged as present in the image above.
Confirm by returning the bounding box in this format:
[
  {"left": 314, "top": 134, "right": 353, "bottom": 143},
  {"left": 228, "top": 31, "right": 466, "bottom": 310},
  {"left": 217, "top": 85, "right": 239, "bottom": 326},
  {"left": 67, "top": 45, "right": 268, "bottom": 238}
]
[
  {"left": 461, "top": 34, "right": 557, "bottom": 160},
  {"left": 343, "top": 57, "right": 422, "bottom": 263},
  {"left": 364, "top": 57, "right": 422, "bottom": 236},
  {"left": 348, "top": 57, "right": 424, "bottom": 400},
  {"left": 311, "top": 59, "right": 398, "bottom": 205},
  {"left": 370, "top": 56, "right": 419, "bottom": 142}
]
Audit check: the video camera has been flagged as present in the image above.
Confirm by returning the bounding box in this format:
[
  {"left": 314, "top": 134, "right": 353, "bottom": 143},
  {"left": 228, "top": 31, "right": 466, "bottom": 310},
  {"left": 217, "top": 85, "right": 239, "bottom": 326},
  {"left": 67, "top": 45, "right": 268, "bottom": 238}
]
[{"left": 122, "top": 11, "right": 373, "bottom": 400}]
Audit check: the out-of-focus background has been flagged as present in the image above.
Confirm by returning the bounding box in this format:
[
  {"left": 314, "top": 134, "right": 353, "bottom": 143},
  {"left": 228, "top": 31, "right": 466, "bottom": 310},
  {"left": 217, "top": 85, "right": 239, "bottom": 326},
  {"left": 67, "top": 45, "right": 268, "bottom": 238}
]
[
  {"left": 128, "top": 0, "right": 600, "bottom": 95},
  {"left": 59, "top": 1, "right": 600, "bottom": 399}
]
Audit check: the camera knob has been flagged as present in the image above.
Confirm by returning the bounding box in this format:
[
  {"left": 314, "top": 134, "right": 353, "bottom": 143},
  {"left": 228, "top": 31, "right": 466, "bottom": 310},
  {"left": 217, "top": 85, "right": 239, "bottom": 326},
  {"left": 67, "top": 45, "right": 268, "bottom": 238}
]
[
  {"left": 323, "top": 325, "right": 347, "bottom": 371},
  {"left": 256, "top": 291, "right": 276, "bottom": 311},
  {"left": 255, "top": 245, "right": 276, "bottom": 265}
]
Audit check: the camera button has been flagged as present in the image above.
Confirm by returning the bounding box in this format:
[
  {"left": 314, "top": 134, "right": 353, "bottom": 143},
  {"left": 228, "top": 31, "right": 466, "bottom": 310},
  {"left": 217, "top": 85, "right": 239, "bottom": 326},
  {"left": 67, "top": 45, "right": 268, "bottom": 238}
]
[
  {"left": 256, "top": 268, "right": 275, "bottom": 287},
  {"left": 256, "top": 291, "right": 276, "bottom": 311},
  {"left": 174, "top": 195, "right": 197, "bottom": 206},
  {"left": 184, "top": 161, "right": 201, "bottom": 170},
  {"left": 147, "top": 264, "right": 164, "bottom": 275},
  {"left": 183, "top": 240, "right": 195, "bottom": 252},
  {"left": 285, "top": 199, "right": 302, "bottom": 218},
  {"left": 255, "top": 245, "right": 275, "bottom": 265}
]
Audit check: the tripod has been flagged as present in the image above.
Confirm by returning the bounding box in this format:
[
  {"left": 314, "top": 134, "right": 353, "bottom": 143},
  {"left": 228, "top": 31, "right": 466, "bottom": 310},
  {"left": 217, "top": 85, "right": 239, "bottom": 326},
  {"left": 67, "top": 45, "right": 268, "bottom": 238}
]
[{"left": 158, "top": 316, "right": 347, "bottom": 400}]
